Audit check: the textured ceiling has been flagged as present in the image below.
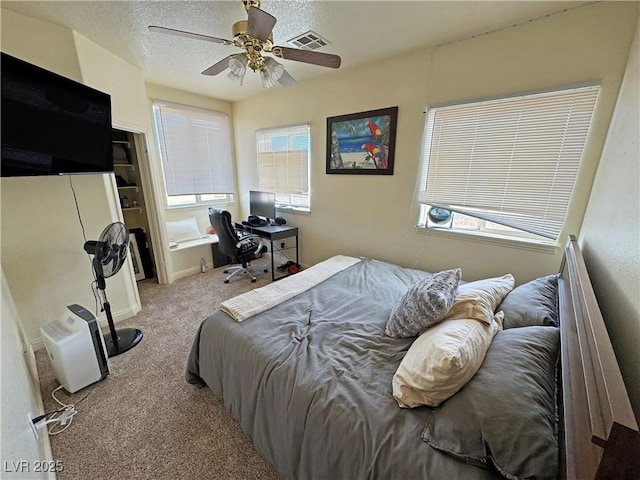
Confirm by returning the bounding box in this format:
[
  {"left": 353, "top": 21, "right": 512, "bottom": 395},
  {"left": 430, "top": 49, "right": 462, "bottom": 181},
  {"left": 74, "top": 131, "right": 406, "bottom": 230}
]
[{"left": 3, "top": 1, "right": 588, "bottom": 102}]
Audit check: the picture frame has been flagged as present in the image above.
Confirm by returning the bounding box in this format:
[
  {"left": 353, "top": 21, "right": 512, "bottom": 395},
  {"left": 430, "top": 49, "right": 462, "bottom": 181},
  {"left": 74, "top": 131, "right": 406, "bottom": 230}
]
[
  {"left": 129, "top": 233, "right": 145, "bottom": 281},
  {"left": 326, "top": 106, "right": 398, "bottom": 175}
]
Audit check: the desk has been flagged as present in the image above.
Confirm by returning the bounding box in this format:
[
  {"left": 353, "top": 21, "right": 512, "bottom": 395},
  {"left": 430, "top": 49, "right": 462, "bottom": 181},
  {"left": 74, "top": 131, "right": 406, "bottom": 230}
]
[
  {"left": 237, "top": 223, "right": 299, "bottom": 281},
  {"left": 168, "top": 234, "right": 218, "bottom": 251}
]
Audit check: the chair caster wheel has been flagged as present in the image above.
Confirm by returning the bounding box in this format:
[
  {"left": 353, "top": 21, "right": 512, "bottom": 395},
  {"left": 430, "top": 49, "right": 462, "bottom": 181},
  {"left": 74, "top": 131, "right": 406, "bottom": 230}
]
[
  {"left": 224, "top": 279, "right": 229, "bottom": 284},
  {"left": 223, "top": 269, "right": 229, "bottom": 274},
  {"left": 251, "top": 279, "right": 256, "bottom": 283},
  {"left": 263, "top": 269, "right": 268, "bottom": 273}
]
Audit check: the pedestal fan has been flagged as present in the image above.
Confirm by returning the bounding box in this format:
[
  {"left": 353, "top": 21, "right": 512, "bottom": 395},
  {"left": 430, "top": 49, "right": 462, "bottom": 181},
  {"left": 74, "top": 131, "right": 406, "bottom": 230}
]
[{"left": 83, "top": 222, "right": 143, "bottom": 357}]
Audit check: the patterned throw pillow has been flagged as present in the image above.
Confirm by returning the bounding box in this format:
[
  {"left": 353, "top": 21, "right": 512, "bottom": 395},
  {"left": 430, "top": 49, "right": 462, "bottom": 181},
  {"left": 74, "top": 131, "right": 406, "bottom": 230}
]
[{"left": 385, "top": 268, "right": 462, "bottom": 338}]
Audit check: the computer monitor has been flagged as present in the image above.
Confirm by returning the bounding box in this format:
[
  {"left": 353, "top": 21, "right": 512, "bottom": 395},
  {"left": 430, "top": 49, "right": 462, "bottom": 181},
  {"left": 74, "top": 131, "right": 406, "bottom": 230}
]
[{"left": 249, "top": 190, "right": 276, "bottom": 222}]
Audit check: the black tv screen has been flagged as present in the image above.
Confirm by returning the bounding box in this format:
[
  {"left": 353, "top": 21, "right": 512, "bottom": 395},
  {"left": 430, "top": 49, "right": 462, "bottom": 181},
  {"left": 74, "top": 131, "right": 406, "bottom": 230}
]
[{"left": 1, "top": 52, "right": 113, "bottom": 177}]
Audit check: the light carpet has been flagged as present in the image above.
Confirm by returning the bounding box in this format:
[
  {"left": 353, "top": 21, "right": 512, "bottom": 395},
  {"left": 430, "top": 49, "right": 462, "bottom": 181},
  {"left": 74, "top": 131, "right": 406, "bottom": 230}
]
[{"left": 36, "top": 265, "right": 279, "bottom": 480}]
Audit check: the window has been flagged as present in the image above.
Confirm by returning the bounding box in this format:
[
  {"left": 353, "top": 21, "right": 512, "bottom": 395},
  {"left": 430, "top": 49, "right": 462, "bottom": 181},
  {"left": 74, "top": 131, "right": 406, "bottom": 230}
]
[
  {"left": 256, "top": 124, "right": 310, "bottom": 211},
  {"left": 418, "top": 84, "right": 600, "bottom": 244},
  {"left": 152, "top": 101, "right": 235, "bottom": 208}
]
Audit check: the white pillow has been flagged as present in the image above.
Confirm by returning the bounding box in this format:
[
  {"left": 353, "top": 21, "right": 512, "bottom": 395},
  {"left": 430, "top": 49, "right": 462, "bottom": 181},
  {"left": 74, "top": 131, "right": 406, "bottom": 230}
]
[
  {"left": 445, "top": 274, "right": 514, "bottom": 325},
  {"left": 166, "top": 217, "right": 202, "bottom": 243},
  {"left": 392, "top": 312, "right": 503, "bottom": 408}
]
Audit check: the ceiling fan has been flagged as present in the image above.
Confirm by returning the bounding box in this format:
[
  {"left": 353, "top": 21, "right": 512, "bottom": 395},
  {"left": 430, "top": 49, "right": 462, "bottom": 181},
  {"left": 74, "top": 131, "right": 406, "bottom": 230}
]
[{"left": 148, "top": 0, "right": 341, "bottom": 88}]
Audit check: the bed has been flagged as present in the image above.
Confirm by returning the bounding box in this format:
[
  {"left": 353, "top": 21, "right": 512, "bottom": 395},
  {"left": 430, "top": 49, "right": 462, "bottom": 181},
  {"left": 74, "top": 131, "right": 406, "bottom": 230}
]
[{"left": 186, "top": 236, "right": 639, "bottom": 479}]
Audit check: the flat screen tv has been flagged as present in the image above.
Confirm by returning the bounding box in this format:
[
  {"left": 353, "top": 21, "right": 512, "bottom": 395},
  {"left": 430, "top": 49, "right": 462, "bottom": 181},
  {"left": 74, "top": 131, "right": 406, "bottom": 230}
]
[{"left": 1, "top": 52, "right": 113, "bottom": 177}]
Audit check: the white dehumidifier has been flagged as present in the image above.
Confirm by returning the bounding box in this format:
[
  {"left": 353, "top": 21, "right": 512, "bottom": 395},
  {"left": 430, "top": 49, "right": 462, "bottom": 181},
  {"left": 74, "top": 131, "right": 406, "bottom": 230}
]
[{"left": 41, "top": 304, "right": 109, "bottom": 393}]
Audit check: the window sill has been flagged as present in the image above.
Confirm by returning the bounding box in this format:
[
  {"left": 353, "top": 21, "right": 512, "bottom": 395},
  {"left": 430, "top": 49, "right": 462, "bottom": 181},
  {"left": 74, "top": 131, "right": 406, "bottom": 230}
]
[
  {"left": 166, "top": 201, "right": 236, "bottom": 211},
  {"left": 277, "top": 205, "right": 310, "bottom": 214},
  {"left": 168, "top": 234, "right": 218, "bottom": 251},
  {"left": 417, "top": 226, "right": 559, "bottom": 255}
]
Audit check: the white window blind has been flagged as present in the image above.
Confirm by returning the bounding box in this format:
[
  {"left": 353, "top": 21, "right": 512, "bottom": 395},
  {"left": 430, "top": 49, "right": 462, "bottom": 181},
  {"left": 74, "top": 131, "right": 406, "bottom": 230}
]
[
  {"left": 257, "top": 124, "right": 310, "bottom": 210},
  {"left": 419, "top": 85, "right": 599, "bottom": 240},
  {"left": 153, "top": 101, "right": 235, "bottom": 195}
]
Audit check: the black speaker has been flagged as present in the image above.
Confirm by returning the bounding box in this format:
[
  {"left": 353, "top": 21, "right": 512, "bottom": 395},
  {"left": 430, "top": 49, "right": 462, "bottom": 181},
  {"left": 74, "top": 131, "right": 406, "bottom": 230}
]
[{"left": 274, "top": 216, "right": 286, "bottom": 225}]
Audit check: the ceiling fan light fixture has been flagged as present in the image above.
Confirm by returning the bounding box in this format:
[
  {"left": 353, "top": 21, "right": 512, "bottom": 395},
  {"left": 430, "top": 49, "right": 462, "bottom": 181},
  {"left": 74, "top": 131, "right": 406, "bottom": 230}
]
[
  {"left": 229, "top": 54, "right": 248, "bottom": 74},
  {"left": 228, "top": 69, "right": 246, "bottom": 86},
  {"left": 260, "top": 57, "right": 284, "bottom": 88},
  {"left": 228, "top": 54, "right": 248, "bottom": 85}
]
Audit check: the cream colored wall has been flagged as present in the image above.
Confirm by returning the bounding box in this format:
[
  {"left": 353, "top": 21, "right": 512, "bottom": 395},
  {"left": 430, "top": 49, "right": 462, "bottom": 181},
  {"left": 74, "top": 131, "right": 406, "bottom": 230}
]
[
  {"left": 72, "top": 32, "right": 166, "bottom": 286},
  {"left": 145, "top": 83, "right": 239, "bottom": 281},
  {"left": 1, "top": 10, "right": 76, "bottom": 471},
  {"left": 579, "top": 19, "right": 640, "bottom": 420},
  {"left": 0, "top": 10, "right": 143, "bottom": 344},
  {"left": 73, "top": 35, "right": 169, "bottom": 285},
  {"left": 233, "top": 1, "right": 638, "bottom": 284},
  {"left": 1, "top": 267, "right": 51, "bottom": 478},
  {"left": 0, "top": 8, "right": 82, "bottom": 82},
  {"left": 73, "top": 32, "right": 152, "bottom": 132}
]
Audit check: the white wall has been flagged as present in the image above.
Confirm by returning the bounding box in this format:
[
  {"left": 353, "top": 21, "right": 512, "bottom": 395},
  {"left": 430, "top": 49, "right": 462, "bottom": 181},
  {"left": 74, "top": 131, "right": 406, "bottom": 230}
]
[
  {"left": 0, "top": 175, "right": 132, "bottom": 343},
  {"left": 73, "top": 32, "right": 151, "bottom": 132},
  {"left": 579, "top": 18, "right": 640, "bottom": 420},
  {"left": 0, "top": 9, "right": 137, "bottom": 346},
  {"left": 1, "top": 267, "right": 51, "bottom": 479},
  {"left": 233, "top": 1, "right": 638, "bottom": 284},
  {"left": 0, "top": 10, "right": 161, "bottom": 344},
  {"left": 72, "top": 31, "right": 169, "bottom": 285},
  {"left": 0, "top": 8, "right": 82, "bottom": 82},
  {"left": 0, "top": 11, "right": 160, "bottom": 471}
]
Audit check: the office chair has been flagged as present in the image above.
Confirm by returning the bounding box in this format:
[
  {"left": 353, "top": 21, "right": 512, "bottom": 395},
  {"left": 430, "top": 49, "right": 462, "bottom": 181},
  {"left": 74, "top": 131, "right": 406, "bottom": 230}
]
[{"left": 209, "top": 208, "right": 268, "bottom": 283}]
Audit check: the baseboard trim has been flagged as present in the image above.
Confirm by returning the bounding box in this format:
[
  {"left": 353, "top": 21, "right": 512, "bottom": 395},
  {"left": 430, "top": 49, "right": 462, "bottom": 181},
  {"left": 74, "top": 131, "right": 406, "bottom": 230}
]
[{"left": 169, "top": 264, "right": 210, "bottom": 283}]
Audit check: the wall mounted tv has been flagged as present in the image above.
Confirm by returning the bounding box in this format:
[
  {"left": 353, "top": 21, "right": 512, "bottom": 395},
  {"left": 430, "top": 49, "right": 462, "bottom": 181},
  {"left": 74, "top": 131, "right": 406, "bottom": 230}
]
[{"left": 1, "top": 52, "right": 113, "bottom": 177}]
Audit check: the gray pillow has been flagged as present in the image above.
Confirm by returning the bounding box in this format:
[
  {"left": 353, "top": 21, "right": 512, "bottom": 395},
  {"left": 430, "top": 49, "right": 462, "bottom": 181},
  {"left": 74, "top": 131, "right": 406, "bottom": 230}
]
[
  {"left": 498, "top": 274, "right": 559, "bottom": 329},
  {"left": 422, "top": 326, "right": 560, "bottom": 480},
  {"left": 385, "top": 268, "right": 461, "bottom": 338}
]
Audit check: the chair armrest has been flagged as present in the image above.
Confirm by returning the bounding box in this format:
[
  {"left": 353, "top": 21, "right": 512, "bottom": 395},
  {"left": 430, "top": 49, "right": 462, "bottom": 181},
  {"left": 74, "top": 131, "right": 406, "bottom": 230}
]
[{"left": 235, "top": 234, "right": 264, "bottom": 250}]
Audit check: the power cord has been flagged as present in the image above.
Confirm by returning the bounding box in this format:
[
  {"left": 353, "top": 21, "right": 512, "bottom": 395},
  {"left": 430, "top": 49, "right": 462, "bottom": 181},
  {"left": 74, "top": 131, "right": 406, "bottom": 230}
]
[
  {"left": 68, "top": 176, "right": 104, "bottom": 322},
  {"left": 30, "top": 385, "right": 90, "bottom": 436},
  {"left": 68, "top": 175, "right": 87, "bottom": 243}
]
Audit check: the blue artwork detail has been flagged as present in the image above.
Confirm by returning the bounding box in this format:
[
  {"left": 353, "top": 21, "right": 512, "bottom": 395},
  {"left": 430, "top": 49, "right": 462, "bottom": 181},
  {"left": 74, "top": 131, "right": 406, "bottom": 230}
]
[{"left": 335, "top": 134, "right": 371, "bottom": 153}]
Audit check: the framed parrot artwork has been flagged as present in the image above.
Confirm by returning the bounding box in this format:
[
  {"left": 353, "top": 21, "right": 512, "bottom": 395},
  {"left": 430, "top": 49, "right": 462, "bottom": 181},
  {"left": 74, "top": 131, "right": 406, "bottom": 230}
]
[{"left": 326, "top": 106, "right": 398, "bottom": 175}]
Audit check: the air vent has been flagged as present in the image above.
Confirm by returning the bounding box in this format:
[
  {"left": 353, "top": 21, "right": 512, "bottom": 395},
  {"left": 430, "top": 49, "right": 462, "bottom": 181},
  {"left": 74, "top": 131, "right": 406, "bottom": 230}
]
[{"left": 288, "top": 31, "right": 331, "bottom": 51}]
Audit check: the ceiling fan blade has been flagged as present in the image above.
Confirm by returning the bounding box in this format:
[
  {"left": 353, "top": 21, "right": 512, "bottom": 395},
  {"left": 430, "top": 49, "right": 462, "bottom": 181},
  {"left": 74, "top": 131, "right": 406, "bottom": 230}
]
[
  {"left": 148, "top": 25, "right": 228, "bottom": 44},
  {"left": 277, "top": 69, "right": 296, "bottom": 88},
  {"left": 246, "top": 6, "right": 277, "bottom": 42},
  {"left": 276, "top": 46, "right": 341, "bottom": 69},
  {"left": 201, "top": 55, "right": 234, "bottom": 76}
]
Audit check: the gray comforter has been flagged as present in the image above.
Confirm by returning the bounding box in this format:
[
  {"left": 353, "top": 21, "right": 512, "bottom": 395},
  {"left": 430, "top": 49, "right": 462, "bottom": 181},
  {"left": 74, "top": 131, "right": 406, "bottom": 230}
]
[{"left": 186, "top": 258, "right": 500, "bottom": 480}]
